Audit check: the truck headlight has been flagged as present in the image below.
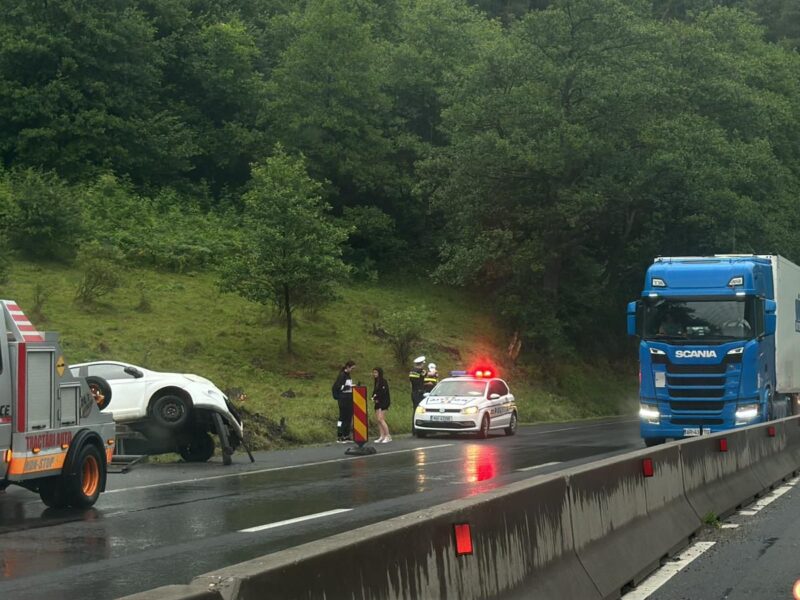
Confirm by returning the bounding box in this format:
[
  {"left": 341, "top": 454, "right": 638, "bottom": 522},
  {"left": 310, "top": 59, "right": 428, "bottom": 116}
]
[
  {"left": 461, "top": 406, "right": 478, "bottom": 415},
  {"left": 639, "top": 403, "right": 660, "bottom": 424},
  {"left": 415, "top": 406, "right": 426, "bottom": 414},
  {"left": 735, "top": 403, "right": 759, "bottom": 424}
]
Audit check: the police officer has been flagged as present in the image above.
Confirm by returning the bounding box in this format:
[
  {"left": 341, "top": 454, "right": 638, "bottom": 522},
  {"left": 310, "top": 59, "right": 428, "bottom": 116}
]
[
  {"left": 423, "top": 363, "right": 439, "bottom": 395},
  {"left": 409, "top": 356, "right": 426, "bottom": 436}
]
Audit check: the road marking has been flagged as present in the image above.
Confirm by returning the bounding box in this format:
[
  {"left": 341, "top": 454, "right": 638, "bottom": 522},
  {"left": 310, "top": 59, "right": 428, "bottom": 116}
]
[
  {"left": 533, "top": 418, "right": 639, "bottom": 435},
  {"left": 105, "top": 444, "right": 454, "bottom": 494},
  {"left": 738, "top": 477, "right": 798, "bottom": 515},
  {"left": 517, "top": 461, "right": 562, "bottom": 472},
  {"left": 239, "top": 508, "right": 352, "bottom": 533},
  {"left": 720, "top": 523, "right": 740, "bottom": 529},
  {"left": 622, "top": 542, "right": 715, "bottom": 599}
]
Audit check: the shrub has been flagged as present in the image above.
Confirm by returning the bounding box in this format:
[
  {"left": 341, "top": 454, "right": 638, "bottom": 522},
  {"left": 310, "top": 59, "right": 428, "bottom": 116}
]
[
  {"left": 74, "top": 243, "right": 122, "bottom": 306},
  {"left": 381, "top": 307, "right": 426, "bottom": 365}
]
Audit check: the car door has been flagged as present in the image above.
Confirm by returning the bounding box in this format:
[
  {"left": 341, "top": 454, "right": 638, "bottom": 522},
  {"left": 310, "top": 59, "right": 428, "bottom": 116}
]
[
  {"left": 488, "top": 380, "right": 511, "bottom": 427},
  {"left": 86, "top": 363, "right": 146, "bottom": 421}
]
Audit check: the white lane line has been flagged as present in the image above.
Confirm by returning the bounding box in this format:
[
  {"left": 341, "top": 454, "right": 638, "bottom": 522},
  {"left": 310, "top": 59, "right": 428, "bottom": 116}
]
[
  {"left": 106, "top": 444, "right": 454, "bottom": 494},
  {"left": 739, "top": 477, "right": 798, "bottom": 515},
  {"left": 239, "top": 508, "right": 352, "bottom": 533},
  {"left": 534, "top": 418, "right": 639, "bottom": 435},
  {"left": 622, "top": 542, "right": 715, "bottom": 599},
  {"left": 720, "top": 523, "right": 740, "bottom": 529},
  {"left": 517, "top": 461, "right": 562, "bottom": 472}
]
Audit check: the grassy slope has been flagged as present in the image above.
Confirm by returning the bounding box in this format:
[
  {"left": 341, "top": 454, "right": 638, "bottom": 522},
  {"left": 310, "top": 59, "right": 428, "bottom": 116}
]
[{"left": 3, "top": 261, "right": 637, "bottom": 448}]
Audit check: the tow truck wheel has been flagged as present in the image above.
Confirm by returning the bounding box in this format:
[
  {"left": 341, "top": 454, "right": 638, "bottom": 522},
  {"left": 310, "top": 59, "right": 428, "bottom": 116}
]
[
  {"left": 38, "top": 477, "right": 69, "bottom": 509},
  {"left": 504, "top": 412, "right": 518, "bottom": 436},
  {"left": 151, "top": 394, "right": 191, "bottom": 430},
  {"left": 478, "top": 415, "right": 490, "bottom": 439},
  {"left": 178, "top": 432, "right": 215, "bottom": 463},
  {"left": 66, "top": 443, "right": 105, "bottom": 508}
]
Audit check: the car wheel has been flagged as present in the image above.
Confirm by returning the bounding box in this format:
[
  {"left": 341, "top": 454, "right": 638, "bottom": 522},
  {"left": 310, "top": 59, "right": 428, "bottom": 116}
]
[
  {"left": 478, "top": 414, "right": 490, "bottom": 439},
  {"left": 504, "top": 412, "right": 518, "bottom": 436},
  {"left": 416, "top": 430, "right": 428, "bottom": 438},
  {"left": 151, "top": 394, "right": 191, "bottom": 429},
  {"left": 178, "top": 432, "right": 215, "bottom": 463},
  {"left": 86, "top": 376, "right": 112, "bottom": 411}
]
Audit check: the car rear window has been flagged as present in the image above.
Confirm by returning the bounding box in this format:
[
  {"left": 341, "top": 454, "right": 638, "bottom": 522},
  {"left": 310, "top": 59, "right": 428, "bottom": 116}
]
[{"left": 431, "top": 381, "right": 487, "bottom": 397}]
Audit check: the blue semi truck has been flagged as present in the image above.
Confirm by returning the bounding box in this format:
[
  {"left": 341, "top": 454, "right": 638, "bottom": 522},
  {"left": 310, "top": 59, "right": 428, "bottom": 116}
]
[{"left": 627, "top": 255, "right": 800, "bottom": 446}]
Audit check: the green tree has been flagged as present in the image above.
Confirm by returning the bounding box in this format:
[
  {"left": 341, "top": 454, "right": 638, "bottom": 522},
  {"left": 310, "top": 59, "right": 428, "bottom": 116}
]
[{"left": 220, "top": 146, "right": 351, "bottom": 354}]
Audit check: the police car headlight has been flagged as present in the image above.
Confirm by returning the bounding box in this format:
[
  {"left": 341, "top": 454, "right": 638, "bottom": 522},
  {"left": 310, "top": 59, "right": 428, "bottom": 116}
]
[
  {"left": 415, "top": 406, "right": 426, "bottom": 414},
  {"left": 461, "top": 406, "right": 479, "bottom": 415}
]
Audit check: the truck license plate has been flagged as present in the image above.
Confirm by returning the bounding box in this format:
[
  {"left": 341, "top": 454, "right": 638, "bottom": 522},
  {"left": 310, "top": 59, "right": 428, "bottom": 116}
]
[
  {"left": 683, "top": 427, "right": 711, "bottom": 437},
  {"left": 431, "top": 415, "right": 452, "bottom": 422}
]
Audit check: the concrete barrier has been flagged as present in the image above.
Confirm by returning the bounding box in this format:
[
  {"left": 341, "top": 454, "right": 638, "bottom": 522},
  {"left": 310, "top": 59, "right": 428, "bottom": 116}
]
[
  {"left": 679, "top": 427, "right": 762, "bottom": 520},
  {"left": 567, "top": 444, "right": 698, "bottom": 599},
  {"left": 121, "top": 417, "right": 800, "bottom": 600}
]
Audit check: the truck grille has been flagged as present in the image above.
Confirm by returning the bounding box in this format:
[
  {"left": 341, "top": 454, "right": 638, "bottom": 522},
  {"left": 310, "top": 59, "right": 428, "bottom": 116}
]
[
  {"left": 669, "top": 401, "right": 725, "bottom": 411},
  {"left": 672, "top": 417, "right": 724, "bottom": 425},
  {"left": 669, "top": 388, "right": 725, "bottom": 399},
  {"left": 667, "top": 376, "right": 725, "bottom": 387},
  {"left": 667, "top": 363, "right": 726, "bottom": 374}
]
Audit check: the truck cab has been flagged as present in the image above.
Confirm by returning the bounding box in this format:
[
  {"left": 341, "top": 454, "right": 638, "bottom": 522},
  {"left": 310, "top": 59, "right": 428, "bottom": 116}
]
[{"left": 627, "top": 255, "right": 794, "bottom": 446}]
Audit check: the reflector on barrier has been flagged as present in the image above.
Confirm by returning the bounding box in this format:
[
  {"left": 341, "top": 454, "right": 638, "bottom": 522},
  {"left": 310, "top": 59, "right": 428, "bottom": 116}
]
[
  {"left": 454, "top": 523, "right": 473, "bottom": 555},
  {"left": 719, "top": 438, "right": 728, "bottom": 452},
  {"left": 768, "top": 426, "right": 776, "bottom": 438},
  {"left": 642, "top": 458, "right": 654, "bottom": 477}
]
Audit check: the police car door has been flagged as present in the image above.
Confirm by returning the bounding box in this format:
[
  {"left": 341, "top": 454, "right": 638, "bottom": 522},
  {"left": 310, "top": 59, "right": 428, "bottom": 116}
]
[{"left": 487, "top": 380, "right": 508, "bottom": 426}]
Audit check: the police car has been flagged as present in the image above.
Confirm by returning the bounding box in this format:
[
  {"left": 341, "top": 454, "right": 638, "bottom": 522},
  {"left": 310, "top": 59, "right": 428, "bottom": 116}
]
[{"left": 414, "top": 369, "right": 518, "bottom": 438}]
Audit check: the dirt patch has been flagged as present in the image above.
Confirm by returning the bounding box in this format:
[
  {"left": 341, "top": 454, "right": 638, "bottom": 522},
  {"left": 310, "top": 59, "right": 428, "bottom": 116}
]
[{"left": 238, "top": 405, "right": 300, "bottom": 450}]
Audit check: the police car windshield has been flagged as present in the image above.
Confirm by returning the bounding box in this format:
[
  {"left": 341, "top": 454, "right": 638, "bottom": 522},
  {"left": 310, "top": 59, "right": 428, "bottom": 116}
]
[
  {"left": 430, "top": 380, "right": 487, "bottom": 397},
  {"left": 643, "top": 297, "right": 758, "bottom": 342}
]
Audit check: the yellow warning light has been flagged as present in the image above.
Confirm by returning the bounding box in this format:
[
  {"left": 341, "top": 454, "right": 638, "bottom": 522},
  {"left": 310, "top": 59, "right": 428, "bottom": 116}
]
[
  {"left": 32, "top": 447, "right": 41, "bottom": 454},
  {"left": 3, "top": 449, "right": 11, "bottom": 464},
  {"left": 107, "top": 439, "right": 115, "bottom": 446}
]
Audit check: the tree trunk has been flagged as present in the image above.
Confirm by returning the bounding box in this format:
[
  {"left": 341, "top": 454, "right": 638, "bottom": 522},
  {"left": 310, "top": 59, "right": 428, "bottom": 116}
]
[{"left": 284, "top": 285, "right": 292, "bottom": 354}]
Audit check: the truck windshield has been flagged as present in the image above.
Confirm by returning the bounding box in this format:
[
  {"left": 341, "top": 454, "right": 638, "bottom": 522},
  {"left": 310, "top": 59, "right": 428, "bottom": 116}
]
[{"left": 643, "top": 298, "right": 757, "bottom": 342}]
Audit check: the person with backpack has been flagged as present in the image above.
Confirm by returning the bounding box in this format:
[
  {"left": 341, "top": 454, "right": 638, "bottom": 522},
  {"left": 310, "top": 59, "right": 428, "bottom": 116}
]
[{"left": 332, "top": 360, "right": 356, "bottom": 443}]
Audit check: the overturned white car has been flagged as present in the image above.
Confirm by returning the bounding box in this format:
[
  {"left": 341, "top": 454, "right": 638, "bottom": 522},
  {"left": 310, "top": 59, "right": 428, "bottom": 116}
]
[{"left": 70, "top": 361, "right": 244, "bottom": 464}]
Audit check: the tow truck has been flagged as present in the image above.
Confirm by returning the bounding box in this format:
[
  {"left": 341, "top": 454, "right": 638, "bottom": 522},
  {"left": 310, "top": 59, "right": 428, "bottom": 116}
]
[{"left": 0, "top": 300, "right": 116, "bottom": 508}]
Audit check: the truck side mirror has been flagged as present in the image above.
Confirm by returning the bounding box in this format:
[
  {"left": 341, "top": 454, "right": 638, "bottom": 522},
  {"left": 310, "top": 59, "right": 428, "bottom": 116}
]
[
  {"left": 627, "top": 301, "right": 640, "bottom": 337},
  {"left": 764, "top": 299, "right": 777, "bottom": 336}
]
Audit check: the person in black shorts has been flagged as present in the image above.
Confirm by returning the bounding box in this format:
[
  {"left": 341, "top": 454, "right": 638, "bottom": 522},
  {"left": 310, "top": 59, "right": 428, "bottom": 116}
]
[{"left": 372, "top": 367, "right": 391, "bottom": 443}]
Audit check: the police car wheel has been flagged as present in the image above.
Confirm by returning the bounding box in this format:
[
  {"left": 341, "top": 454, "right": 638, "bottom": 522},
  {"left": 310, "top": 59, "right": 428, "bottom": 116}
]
[
  {"left": 504, "top": 412, "right": 517, "bottom": 436},
  {"left": 416, "top": 430, "right": 428, "bottom": 438},
  {"left": 478, "top": 415, "right": 490, "bottom": 439}
]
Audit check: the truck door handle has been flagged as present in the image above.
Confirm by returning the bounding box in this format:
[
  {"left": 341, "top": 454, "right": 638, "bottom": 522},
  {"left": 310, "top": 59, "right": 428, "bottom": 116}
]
[{"left": 31, "top": 424, "right": 46, "bottom": 430}]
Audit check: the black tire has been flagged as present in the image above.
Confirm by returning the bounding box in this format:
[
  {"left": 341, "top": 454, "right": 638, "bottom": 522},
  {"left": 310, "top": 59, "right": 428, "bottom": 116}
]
[
  {"left": 504, "top": 412, "right": 518, "bottom": 436},
  {"left": 86, "top": 376, "right": 112, "bottom": 411},
  {"left": 178, "top": 432, "right": 215, "bottom": 463},
  {"left": 65, "top": 443, "right": 105, "bottom": 509},
  {"left": 151, "top": 394, "right": 191, "bottom": 430},
  {"left": 478, "top": 414, "right": 490, "bottom": 439},
  {"left": 39, "top": 443, "right": 106, "bottom": 509},
  {"left": 416, "top": 430, "right": 428, "bottom": 438},
  {"left": 38, "top": 477, "right": 69, "bottom": 509},
  {"left": 644, "top": 438, "right": 665, "bottom": 447}
]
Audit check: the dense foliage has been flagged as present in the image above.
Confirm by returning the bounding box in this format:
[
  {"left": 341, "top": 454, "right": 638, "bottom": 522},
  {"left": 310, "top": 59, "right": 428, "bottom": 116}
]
[{"left": 0, "top": 0, "right": 798, "bottom": 357}]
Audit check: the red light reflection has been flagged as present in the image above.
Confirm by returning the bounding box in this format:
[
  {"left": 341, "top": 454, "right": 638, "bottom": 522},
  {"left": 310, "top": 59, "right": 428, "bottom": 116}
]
[{"left": 463, "top": 444, "right": 499, "bottom": 484}]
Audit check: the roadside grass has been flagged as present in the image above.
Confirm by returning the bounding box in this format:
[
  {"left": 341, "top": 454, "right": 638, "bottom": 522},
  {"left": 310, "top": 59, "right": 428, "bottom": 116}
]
[{"left": 1, "top": 261, "right": 636, "bottom": 448}]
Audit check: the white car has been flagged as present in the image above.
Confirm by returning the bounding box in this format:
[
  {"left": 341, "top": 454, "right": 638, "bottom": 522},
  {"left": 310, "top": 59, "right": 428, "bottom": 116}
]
[
  {"left": 70, "top": 361, "right": 244, "bottom": 463},
  {"left": 414, "top": 372, "right": 518, "bottom": 438}
]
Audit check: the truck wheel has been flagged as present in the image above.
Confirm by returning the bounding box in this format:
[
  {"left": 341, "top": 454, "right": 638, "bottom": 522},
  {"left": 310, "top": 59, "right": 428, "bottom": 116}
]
[
  {"left": 644, "top": 438, "right": 665, "bottom": 447},
  {"left": 478, "top": 415, "right": 490, "bottom": 439},
  {"left": 86, "top": 376, "right": 112, "bottom": 410},
  {"left": 179, "top": 432, "right": 215, "bottom": 463},
  {"left": 66, "top": 443, "right": 105, "bottom": 508},
  {"left": 504, "top": 412, "right": 518, "bottom": 436},
  {"left": 151, "top": 394, "right": 191, "bottom": 430},
  {"left": 38, "top": 477, "right": 69, "bottom": 509}
]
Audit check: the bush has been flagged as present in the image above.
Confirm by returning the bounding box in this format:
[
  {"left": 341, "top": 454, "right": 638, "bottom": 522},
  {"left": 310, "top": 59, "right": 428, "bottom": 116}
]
[
  {"left": 7, "top": 169, "right": 82, "bottom": 261},
  {"left": 74, "top": 243, "right": 123, "bottom": 306},
  {"left": 381, "top": 307, "right": 426, "bottom": 365}
]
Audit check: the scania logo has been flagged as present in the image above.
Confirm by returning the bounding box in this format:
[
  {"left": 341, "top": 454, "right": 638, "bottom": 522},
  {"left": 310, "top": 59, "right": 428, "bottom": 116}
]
[
  {"left": 439, "top": 408, "right": 445, "bottom": 413},
  {"left": 675, "top": 350, "right": 717, "bottom": 358}
]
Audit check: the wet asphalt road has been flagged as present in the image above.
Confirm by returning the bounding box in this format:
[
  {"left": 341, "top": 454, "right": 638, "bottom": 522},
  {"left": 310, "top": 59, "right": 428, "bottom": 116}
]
[
  {"left": 0, "top": 416, "right": 639, "bottom": 600},
  {"left": 644, "top": 474, "right": 800, "bottom": 600}
]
